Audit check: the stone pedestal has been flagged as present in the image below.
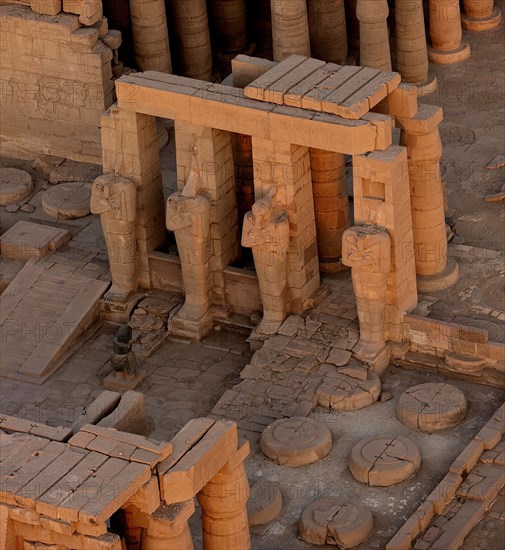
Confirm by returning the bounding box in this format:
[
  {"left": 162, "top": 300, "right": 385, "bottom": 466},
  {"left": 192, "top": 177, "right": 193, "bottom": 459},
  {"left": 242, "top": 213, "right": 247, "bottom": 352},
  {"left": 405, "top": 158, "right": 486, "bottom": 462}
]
[
  {"left": 428, "top": 0, "right": 471, "bottom": 64},
  {"left": 310, "top": 149, "right": 350, "bottom": 272},
  {"left": 462, "top": 0, "right": 503, "bottom": 30},
  {"left": 170, "top": 0, "right": 213, "bottom": 80},
  {"left": 395, "top": 0, "right": 437, "bottom": 96},
  {"left": 397, "top": 105, "right": 459, "bottom": 292},
  {"left": 342, "top": 225, "right": 391, "bottom": 367},
  {"left": 91, "top": 175, "right": 137, "bottom": 302},
  {"left": 308, "top": 0, "right": 348, "bottom": 65},
  {"left": 356, "top": 0, "right": 392, "bottom": 71},
  {"left": 271, "top": 0, "right": 311, "bottom": 61},
  {"left": 197, "top": 456, "right": 251, "bottom": 550},
  {"left": 129, "top": 0, "right": 171, "bottom": 72}
]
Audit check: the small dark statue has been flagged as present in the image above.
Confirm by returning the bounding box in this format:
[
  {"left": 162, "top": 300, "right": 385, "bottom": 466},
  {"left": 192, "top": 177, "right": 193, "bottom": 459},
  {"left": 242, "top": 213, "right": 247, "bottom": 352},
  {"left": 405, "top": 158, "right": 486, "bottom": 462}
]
[{"left": 111, "top": 324, "right": 138, "bottom": 379}]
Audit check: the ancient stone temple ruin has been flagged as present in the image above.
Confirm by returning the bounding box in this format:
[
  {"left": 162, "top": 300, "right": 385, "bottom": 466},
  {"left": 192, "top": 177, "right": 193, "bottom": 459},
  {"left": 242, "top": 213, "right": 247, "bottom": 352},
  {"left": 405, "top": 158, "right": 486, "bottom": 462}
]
[{"left": 1, "top": 1, "right": 504, "bottom": 549}]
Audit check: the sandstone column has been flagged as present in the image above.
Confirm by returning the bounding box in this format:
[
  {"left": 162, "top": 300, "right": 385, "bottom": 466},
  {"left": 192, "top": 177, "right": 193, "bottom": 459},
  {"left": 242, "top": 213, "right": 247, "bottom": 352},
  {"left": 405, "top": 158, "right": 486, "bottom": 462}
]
[
  {"left": 270, "top": 2, "right": 350, "bottom": 276},
  {"left": 396, "top": 0, "right": 437, "bottom": 96},
  {"left": 103, "top": 0, "right": 134, "bottom": 66},
  {"left": 197, "top": 452, "right": 251, "bottom": 549},
  {"left": 129, "top": 0, "right": 172, "bottom": 72},
  {"left": 271, "top": 0, "right": 311, "bottom": 60},
  {"left": 308, "top": 0, "right": 348, "bottom": 65},
  {"left": 233, "top": 133, "right": 255, "bottom": 227},
  {"left": 428, "top": 0, "right": 471, "bottom": 64},
  {"left": 342, "top": 225, "right": 391, "bottom": 363},
  {"left": 170, "top": 0, "right": 213, "bottom": 80},
  {"left": 397, "top": 105, "right": 459, "bottom": 292},
  {"left": 356, "top": 0, "right": 392, "bottom": 71},
  {"left": 345, "top": 0, "right": 361, "bottom": 62},
  {"left": 141, "top": 501, "right": 195, "bottom": 550},
  {"left": 462, "top": 0, "right": 503, "bottom": 30},
  {"left": 310, "top": 149, "right": 350, "bottom": 272},
  {"left": 208, "top": 0, "right": 248, "bottom": 55},
  {"left": 91, "top": 175, "right": 137, "bottom": 301}
]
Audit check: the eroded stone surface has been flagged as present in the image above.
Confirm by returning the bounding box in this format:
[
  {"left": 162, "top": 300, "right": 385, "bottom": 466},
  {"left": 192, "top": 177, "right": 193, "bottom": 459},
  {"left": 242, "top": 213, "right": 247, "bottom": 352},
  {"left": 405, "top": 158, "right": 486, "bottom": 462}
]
[
  {"left": 0, "top": 168, "right": 33, "bottom": 205},
  {"left": 316, "top": 364, "right": 381, "bottom": 411},
  {"left": 260, "top": 417, "right": 332, "bottom": 467},
  {"left": 247, "top": 480, "right": 283, "bottom": 527},
  {"left": 349, "top": 435, "right": 421, "bottom": 486},
  {"left": 397, "top": 383, "right": 468, "bottom": 432},
  {"left": 299, "top": 496, "right": 374, "bottom": 547},
  {"left": 41, "top": 182, "right": 92, "bottom": 219}
]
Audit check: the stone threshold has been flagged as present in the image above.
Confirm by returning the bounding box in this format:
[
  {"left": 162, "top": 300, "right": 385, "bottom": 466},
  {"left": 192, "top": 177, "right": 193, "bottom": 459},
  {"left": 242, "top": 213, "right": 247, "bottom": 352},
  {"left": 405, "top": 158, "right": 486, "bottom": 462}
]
[{"left": 387, "top": 402, "right": 505, "bottom": 550}]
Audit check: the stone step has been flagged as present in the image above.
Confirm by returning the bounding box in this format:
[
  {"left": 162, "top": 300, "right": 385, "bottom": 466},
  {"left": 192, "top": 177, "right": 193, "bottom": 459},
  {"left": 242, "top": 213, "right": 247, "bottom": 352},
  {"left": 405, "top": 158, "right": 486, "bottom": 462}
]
[{"left": 0, "top": 262, "right": 108, "bottom": 383}]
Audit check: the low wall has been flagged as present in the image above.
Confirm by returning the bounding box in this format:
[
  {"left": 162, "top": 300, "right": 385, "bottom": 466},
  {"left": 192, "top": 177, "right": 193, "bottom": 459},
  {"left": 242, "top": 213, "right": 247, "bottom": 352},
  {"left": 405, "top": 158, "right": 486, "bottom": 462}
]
[{"left": 0, "top": 4, "right": 114, "bottom": 163}]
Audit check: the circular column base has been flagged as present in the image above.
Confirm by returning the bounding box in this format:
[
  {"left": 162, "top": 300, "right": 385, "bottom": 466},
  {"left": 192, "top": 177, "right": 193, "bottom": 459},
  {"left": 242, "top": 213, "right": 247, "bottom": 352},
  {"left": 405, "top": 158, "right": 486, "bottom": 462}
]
[
  {"left": 462, "top": 7, "right": 503, "bottom": 31},
  {"left": 41, "top": 182, "right": 92, "bottom": 220},
  {"left": 247, "top": 481, "right": 283, "bottom": 527},
  {"left": 428, "top": 41, "right": 471, "bottom": 64},
  {"left": 319, "top": 259, "right": 348, "bottom": 274},
  {"left": 417, "top": 258, "right": 459, "bottom": 293},
  {"left": 397, "top": 383, "right": 467, "bottom": 432},
  {"left": 0, "top": 168, "right": 33, "bottom": 205},
  {"left": 299, "top": 497, "right": 374, "bottom": 547},
  {"left": 260, "top": 417, "right": 332, "bottom": 467},
  {"left": 349, "top": 436, "right": 421, "bottom": 486},
  {"left": 415, "top": 73, "right": 438, "bottom": 97}
]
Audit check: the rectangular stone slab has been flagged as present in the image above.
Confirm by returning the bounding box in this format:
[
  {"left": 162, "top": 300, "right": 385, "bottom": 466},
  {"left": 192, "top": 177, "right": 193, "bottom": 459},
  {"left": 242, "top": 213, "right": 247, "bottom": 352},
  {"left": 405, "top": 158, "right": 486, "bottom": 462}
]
[
  {"left": 243, "top": 56, "right": 401, "bottom": 120},
  {"left": 115, "top": 74, "right": 389, "bottom": 155}
]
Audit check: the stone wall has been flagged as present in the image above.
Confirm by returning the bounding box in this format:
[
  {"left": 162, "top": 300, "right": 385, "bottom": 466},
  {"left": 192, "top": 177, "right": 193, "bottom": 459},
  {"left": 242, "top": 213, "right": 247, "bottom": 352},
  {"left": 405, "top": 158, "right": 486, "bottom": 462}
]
[{"left": 0, "top": 4, "right": 114, "bottom": 163}]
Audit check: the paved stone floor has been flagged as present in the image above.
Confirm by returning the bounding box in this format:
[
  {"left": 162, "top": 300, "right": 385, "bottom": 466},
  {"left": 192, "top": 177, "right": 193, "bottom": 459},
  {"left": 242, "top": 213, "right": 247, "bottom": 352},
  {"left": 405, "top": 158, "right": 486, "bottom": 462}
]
[{"left": 1, "top": 3, "right": 505, "bottom": 548}]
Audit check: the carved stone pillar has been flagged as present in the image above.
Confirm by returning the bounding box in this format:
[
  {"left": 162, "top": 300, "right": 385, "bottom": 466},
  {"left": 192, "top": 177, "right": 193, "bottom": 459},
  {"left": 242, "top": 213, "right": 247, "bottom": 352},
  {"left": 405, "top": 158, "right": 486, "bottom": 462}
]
[
  {"left": 397, "top": 105, "right": 459, "bottom": 292},
  {"left": 242, "top": 191, "right": 290, "bottom": 335},
  {"left": 197, "top": 450, "right": 251, "bottom": 550},
  {"left": 166, "top": 166, "right": 213, "bottom": 340},
  {"left": 310, "top": 149, "right": 350, "bottom": 272},
  {"left": 462, "top": 0, "right": 503, "bottom": 30},
  {"left": 396, "top": 0, "right": 437, "bottom": 96},
  {"left": 129, "top": 0, "right": 171, "bottom": 72},
  {"left": 170, "top": 0, "right": 213, "bottom": 80},
  {"left": 428, "top": 0, "right": 471, "bottom": 64},
  {"left": 356, "top": 0, "right": 392, "bottom": 71},
  {"left": 91, "top": 174, "right": 137, "bottom": 302},
  {"left": 342, "top": 225, "right": 391, "bottom": 363},
  {"left": 271, "top": 0, "right": 311, "bottom": 60},
  {"left": 308, "top": 0, "right": 348, "bottom": 65}
]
